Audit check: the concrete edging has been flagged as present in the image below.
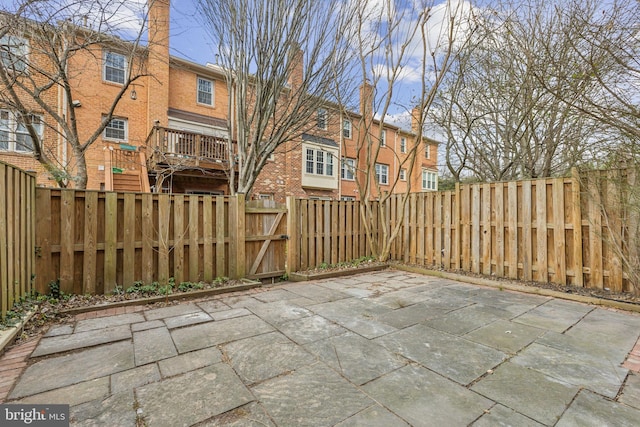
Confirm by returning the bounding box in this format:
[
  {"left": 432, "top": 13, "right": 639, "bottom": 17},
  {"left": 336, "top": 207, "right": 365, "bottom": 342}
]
[
  {"left": 58, "top": 279, "right": 263, "bottom": 316},
  {"left": 289, "top": 264, "right": 388, "bottom": 282},
  {"left": 391, "top": 263, "right": 640, "bottom": 314},
  {"left": 0, "top": 310, "right": 36, "bottom": 356}
]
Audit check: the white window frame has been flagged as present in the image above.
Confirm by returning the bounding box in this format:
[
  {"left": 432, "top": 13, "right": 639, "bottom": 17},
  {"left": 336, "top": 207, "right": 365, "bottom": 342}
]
[
  {"left": 197, "top": 76, "right": 214, "bottom": 106},
  {"left": 380, "top": 129, "right": 386, "bottom": 146},
  {"left": 399, "top": 168, "right": 406, "bottom": 181},
  {"left": 400, "top": 137, "right": 406, "bottom": 153},
  {"left": 0, "top": 35, "right": 29, "bottom": 73},
  {"left": 342, "top": 119, "right": 352, "bottom": 139},
  {"left": 305, "top": 146, "right": 334, "bottom": 176},
  {"left": 422, "top": 169, "right": 438, "bottom": 190},
  {"left": 375, "top": 163, "right": 389, "bottom": 185},
  {"left": 317, "top": 108, "right": 328, "bottom": 130},
  {"left": 341, "top": 158, "right": 355, "bottom": 180},
  {"left": 103, "top": 51, "right": 127, "bottom": 84},
  {"left": 103, "top": 117, "right": 128, "bottom": 141},
  {"left": 425, "top": 144, "right": 431, "bottom": 159},
  {"left": 0, "top": 110, "right": 42, "bottom": 152}
]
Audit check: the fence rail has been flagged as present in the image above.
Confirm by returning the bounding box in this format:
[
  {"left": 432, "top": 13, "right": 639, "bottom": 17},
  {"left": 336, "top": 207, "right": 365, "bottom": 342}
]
[
  {"left": 387, "top": 171, "right": 635, "bottom": 292},
  {"left": 34, "top": 191, "right": 286, "bottom": 296},
  {"left": 1, "top": 165, "right": 636, "bottom": 313},
  {"left": 0, "top": 162, "right": 36, "bottom": 318}
]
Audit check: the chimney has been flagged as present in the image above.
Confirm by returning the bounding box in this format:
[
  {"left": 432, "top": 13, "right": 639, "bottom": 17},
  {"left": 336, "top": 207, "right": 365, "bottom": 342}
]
[
  {"left": 287, "top": 46, "right": 304, "bottom": 89},
  {"left": 359, "top": 82, "right": 374, "bottom": 118},
  {"left": 147, "top": 0, "right": 170, "bottom": 128},
  {"left": 411, "top": 105, "right": 423, "bottom": 135}
]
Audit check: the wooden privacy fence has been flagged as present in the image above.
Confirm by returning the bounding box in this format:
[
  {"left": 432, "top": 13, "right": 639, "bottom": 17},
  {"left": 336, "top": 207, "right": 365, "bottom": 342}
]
[
  {"left": 0, "top": 162, "right": 36, "bottom": 318},
  {"left": 34, "top": 191, "right": 287, "bottom": 295},
  {"left": 286, "top": 198, "right": 379, "bottom": 272},
  {"left": 389, "top": 171, "right": 636, "bottom": 292}
]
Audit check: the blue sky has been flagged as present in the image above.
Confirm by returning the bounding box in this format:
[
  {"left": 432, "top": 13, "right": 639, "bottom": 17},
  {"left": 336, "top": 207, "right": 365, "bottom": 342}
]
[{"left": 168, "top": 1, "right": 216, "bottom": 65}]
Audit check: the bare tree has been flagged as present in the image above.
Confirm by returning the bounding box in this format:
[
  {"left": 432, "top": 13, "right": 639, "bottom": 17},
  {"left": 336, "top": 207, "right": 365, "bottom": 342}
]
[
  {"left": 540, "top": 0, "right": 640, "bottom": 152},
  {"left": 433, "top": 0, "right": 605, "bottom": 182},
  {"left": 0, "top": 0, "right": 149, "bottom": 188},
  {"left": 346, "top": 0, "right": 473, "bottom": 261},
  {"left": 198, "top": 0, "right": 356, "bottom": 195}
]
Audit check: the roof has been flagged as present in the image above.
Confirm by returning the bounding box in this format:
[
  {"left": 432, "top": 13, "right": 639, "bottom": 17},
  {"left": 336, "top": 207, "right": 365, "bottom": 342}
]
[{"left": 301, "top": 133, "right": 338, "bottom": 148}]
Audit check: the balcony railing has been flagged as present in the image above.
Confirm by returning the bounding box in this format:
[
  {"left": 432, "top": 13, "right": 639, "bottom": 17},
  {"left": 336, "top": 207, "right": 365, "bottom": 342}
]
[{"left": 146, "top": 126, "right": 234, "bottom": 169}]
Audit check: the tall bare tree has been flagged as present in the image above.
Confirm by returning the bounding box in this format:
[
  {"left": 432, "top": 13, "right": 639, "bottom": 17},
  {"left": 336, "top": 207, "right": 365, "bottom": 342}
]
[
  {"left": 432, "top": 0, "right": 604, "bottom": 182},
  {"left": 0, "top": 0, "right": 149, "bottom": 188},
  {"left": 540, "top": 0, "right": 639, "bottom": 153},
  {"left": 198, "top": 0, "right": 356, "bottom": 195},
  {"left": 345, "top": 0, "right": 473, "bottom": 261}
]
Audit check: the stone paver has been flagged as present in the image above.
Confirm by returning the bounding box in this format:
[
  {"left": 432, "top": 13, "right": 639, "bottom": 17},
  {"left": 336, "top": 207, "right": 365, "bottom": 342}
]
[
  {"left": 133, "top": 327, "right": 177, "bottom": 366},
  {"left": 136, "top": 364, "right": 253, "bottom": 427},
  {"left": 10, "top": 341, "right": 134, "bottom": 399},
  {"left": 74, "top": 313, "right": 145, "bottom": 332},
  {"left": 472, "top": 404, "right": 544, "bottom": 427},
  {"left": 304, "top": 332, "right": 406, "bottom": 385},
  {"left": 513, "top": 299, "right": 593, "bottom": 332},
  {"left": 471, "top": 362, "right": 579, "bottom": 426},
  {"left": 17, "top": 377, "right": 110, "bottom": 407},
  {"left": 71, "top": 391, "right": 137, "bottom": 427},
  {"left": 511, "top": 342, "right": 628, "bottom": 398},
  {"left": 375, "top": 324, "right": 507, "bottom": 385},
  {"left": 619, "top": 372, "right": 640, "bottom": 410},
  {"left": 31, "top": 324, "right": 131, "bottom": 357},
  {"left": 362, "top": 364, "right": 493, "bottom": 426},
  {"left": 252, "top": 362, "right": 372, "bottom": 426},
  {"left": 464, "top": 319, "right": 545, "bottom": 354},
  {"left": 334, "top": 405, "right": 410, "bottom": 426},
  {"left": 170, "top": 314, "right": 274, "bottom": 353},
  {"left": 556, "top": 389, "right": 640, "bottom": 427},
  {"left": 111, "top": 364, "right": 161, "bottom": 394},
  {"left": 3, "top": 270, "right": 640, "bottom": 427},
  {"left": 223, "top": 331, "right": 315, "bottom": 384},
  {"left": 158, "top": 347, "right": 222, "bottom": 378},
  {"left": 276, "top": 314, "right": 347, "bottom": 345}
]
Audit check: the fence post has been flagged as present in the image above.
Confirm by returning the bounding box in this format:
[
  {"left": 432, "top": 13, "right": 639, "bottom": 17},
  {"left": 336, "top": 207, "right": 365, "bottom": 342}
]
[
  {"left": 286, "top": 196, "right": 298, "bottom": 275},
  {"left": 571, "top": 168, "right": 584, "bottom": 287},
  {"left": 229, "top": 194, "right": 246, "bottom": 279}
]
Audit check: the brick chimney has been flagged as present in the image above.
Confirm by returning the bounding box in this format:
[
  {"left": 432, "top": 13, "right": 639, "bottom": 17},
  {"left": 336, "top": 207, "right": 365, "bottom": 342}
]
[
  {"left": 411, "top": 105, "right": 423, "bottom": 135},
  {"left": 147, "top": 0, "right": 170, "bottom": 128},
  {"left": 359, "top": 81, "right": 374, "bottom": 118},
  {"left": 287, "top": 46, "right": 304, "bottom": 89}
]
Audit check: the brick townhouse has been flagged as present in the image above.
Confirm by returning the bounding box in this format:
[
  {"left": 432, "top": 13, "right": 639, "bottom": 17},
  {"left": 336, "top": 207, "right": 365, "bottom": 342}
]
[{"left": 0, "top": 0, "right": 438, "bottom": 200}]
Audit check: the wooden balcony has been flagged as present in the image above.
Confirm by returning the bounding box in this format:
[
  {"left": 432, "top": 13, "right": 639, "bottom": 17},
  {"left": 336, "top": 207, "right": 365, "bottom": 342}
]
[{"left": 146, "top": 126, "right": 235, "bottom": 171}]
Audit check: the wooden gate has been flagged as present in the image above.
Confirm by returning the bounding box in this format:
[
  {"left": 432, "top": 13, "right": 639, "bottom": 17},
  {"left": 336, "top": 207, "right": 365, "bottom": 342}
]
[{"left": 244, "top": 200, "right": 288, "bottom": 279}]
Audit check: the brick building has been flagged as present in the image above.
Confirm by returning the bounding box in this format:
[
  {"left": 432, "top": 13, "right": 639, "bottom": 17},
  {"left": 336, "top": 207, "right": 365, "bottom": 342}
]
[{"left": 0, "top": 0, "right": 438, "bottom": 199}]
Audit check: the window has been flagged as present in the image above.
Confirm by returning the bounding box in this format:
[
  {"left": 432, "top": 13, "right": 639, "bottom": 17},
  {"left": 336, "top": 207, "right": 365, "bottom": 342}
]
[
  {"left": 375, "top": 163, "right": 388, "bottom": 185},
  {"left": 197, "top": 77, "right": 214, "bottom": 105},
  {"left": 103, "top": 117, "right": 128, "bottom": 141},
  {"left": 341, "top": 158, "right": 355, "bottom": 180},
  {"left": 342, "top": 119, "right": 352, "bottom": 139},
  {"left": 305, "top": 147, "right": 334, "bottom": 176},
  {"left": 399, "top": 169, "right": 406, "bottom": 181},
  {"left": 425, "top": 144, "right": 431, "bottom": 159},
  {"left": 0, "top": 110, "right": 42, "bottom": 152},
  {"left": 422, "top": 169, "right": 438, "bottom": 190},
  {"left": 400, "top": 137, "right": 406, "bottom": 153},
  {"left": 103, "top": 51, "right": 126, "bottom": 84},
  {"left": 380, "top": 130, "right": 386, "bottom": 146},
  {"left": 317, "top": 108, "right": 327, "bottom": 130},
  {"left": 0, "top": 35, "right": 28, "bottom": 73}
]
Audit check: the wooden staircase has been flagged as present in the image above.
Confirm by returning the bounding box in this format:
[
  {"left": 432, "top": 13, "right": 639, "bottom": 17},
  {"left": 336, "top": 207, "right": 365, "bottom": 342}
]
[{"left": 104, "top": 145, "right": 151, "bottom": 192}]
